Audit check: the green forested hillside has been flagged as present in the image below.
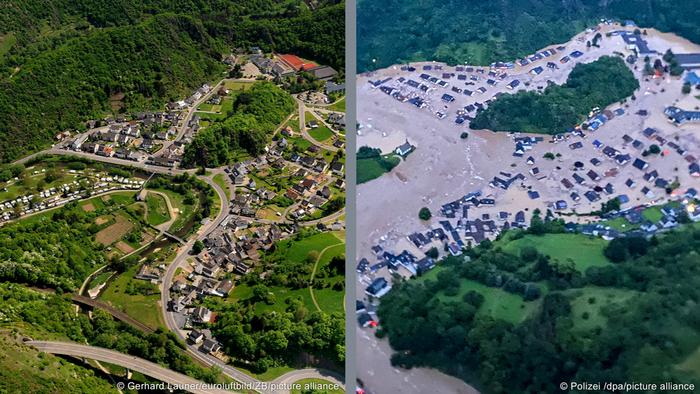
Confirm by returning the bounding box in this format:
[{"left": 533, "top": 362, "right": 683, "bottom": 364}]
[
  {"left": 0, "top": 14, "right": 223, "bottom": 163},
  {"left": 358, "top": 0, "right": 700, "bottom": 72},
  {"left": 470, "top": 56, "right": 639, "bottom": 134},
  {"left": 378, "top": 224, "right": 700, "bottom": 393},
  {"left": 0, "top": 0, "right": 344, "bottom": 162}
]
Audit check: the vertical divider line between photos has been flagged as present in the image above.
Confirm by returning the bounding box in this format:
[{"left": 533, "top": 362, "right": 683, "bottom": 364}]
[{"left": 344, "top": 0, "right": 357, "bottom": 392}]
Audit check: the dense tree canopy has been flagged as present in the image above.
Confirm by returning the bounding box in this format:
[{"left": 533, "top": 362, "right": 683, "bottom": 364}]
[
  {"left": 0, "top": 202, "right": 107, "bottom": 291},
  {"left": 181, "top": 82, "right": 295, "bottom": 168},
  {"left": 470, "top": 56, "right": 639, "bottom": 134},
  {"left": 210, "top": 302, "right": 344, "bottom": 373},
  {"left": 358, "top": 0, "right": 700, "bottom": 72},
  {"left": 378, "top": 225, "right": 700, "bottom": 393}
]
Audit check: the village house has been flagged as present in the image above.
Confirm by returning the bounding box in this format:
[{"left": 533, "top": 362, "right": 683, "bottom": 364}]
[
  {"left": 665, "top": 106, "right": 700, "bottom": 125},
  {"left": 395, "top": 140, "right": 414, "bottom": 157}
]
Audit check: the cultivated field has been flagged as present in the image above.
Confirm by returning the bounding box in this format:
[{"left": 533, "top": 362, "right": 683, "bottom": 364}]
[{"left": 95, "top": 214, "right": 133, "bottom": 246}]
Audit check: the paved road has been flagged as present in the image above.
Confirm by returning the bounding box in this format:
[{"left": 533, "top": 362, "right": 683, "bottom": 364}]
[
  {"left": 228, "top": 207, "right": 344, "bottom": 227},
  {"left": 79, "top": 265, "right": 110, "bottom": 296},
  {"left": 307, "top": 108, "right": 342, "bottom": 136},
  {"left": 296, "top": 99, "right": 339, "bottom": 152},
  {"left": 28, "top": 341, "right": 232, "bottom": 394},
  {"left": 173, "top": 80, "right": 226, "bottom": 143},
  {"left": 15, "top": 148, "right": 195, "bottom": 175},
  {"left": 12, "top": 148, "right": 345, "bottom": 392},
  {"left": 271, "top": 368, "right": 345, "bottom": 389},
  {"left": 172, "top": 77, "right": 259, "bottom": 144},
  {"left": 156, "top": 174, "right": 271, "bottom": 391},
  {"left": 159, "top": 175, "right": 345, "bottom": 393},
  {"left": 0, "top": 186, "right": 142, "bottom": 226}
]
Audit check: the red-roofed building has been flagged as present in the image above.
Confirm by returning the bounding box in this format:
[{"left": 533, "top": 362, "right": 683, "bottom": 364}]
[{"left": 278, "top": 54, "right": 317, "bottom": 71}]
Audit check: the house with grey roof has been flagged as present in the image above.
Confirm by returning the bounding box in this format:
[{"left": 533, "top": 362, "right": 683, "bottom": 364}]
[
  {"left": 394, "top": 140, "right": 414, "bottom": 157},
  {"left": 665, "top": 106, "right": 700, "bottom": 125}
]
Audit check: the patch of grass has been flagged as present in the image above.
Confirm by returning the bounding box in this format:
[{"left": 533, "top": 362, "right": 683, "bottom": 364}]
[
  {"left": 209, "top": 181, "right": 221, "bottom": 219},
  {"left": 230, "top": 149, "right": 253, "bottom": 163},
  {"left": 212, "top": 173, "right": 230, "bottom": 200},
  {"left": 313, "top": 287, "right": 344, "bottom": 315},
  {"left": 0, "top": 33, "right": 16, "bottom": 58},
  {"left": 291, "top": 378, "right": 344, "bottom": 394},
  {"left": 328, "top": 97, "right": 345, "bottom": 112},
  {"left": 247, "top": 172, "right": 279, "bottom": 192},
  {"left": 150, "top": 188, "right": 194, "bottom": 233},
  {"left": 195, "top": 111, "right": 226, "bottom": 121},
  {"left": 256, "top": 206, "right": 284, "bottom": 221},
  {"left": 224, "top": 80, "right": 254, "bottom": 91},
  {"left": 357, "top": 154, "right": 400, "bottom": 184},
  {"left": 83, "top": 196, "right": 107, "bottom": 212},
  {"left": 197, "top": 103, "right": 214, "bottom": 111},
  {"left": 566, "top": 286, "right": 637, "bottom": 332},
  {"left": 280, "top": 232, "right": 344, "bottom": 264},
  {"left": 502, "top": 233, "right": 611, "bottom": 273},
  {"left": 309, "top": 125, "right": 335, "bottom": 142},
  {"left": 285, "top": 117, "right": 301, "bottom": 133},
  {"left": 602, "top": 216, "right": 639, "bottom": 232},
  {"left": 219, "top": 96, "right": 234, "bottom": 114},
  {"left": 87, "top": 270, "right": 114, "bottom": 290},
  {"left": 305, "top": 110, "right": 335, "bottom": 142},
  {"left": 288, "top": 135, "right": 312, "bottom": 151},
  {"left": 234, "top": 364, "right": 295, "bottom": 382},
  {"left": 0, "top": 163, "right": 91, "bottom": 202},
  {"left": 99, "top": 263, "right": 165, "bottom": 331},
  {"left": 109, "top": 192, "right": 137, "bottom": 206},
  {"left": 228, "top": 283, "right": 316, "bottom": 315},
  {"left": 311, "top": 243, "right": 345, "bottom": 314},
  {"left": 642, "top": 206, "right": 663, "bottom": 223},
  {"left": 422, "top": 267, "right": 539, "bottom": 324},
  {"left": 227, "top": 232, "right": 344, "bottom": 315},
  {"left": 145, "top": 193, "right": 170, "bottom": 226},
  {"left": 678, "top": 346, "right": 700, "bottom": 380}
]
